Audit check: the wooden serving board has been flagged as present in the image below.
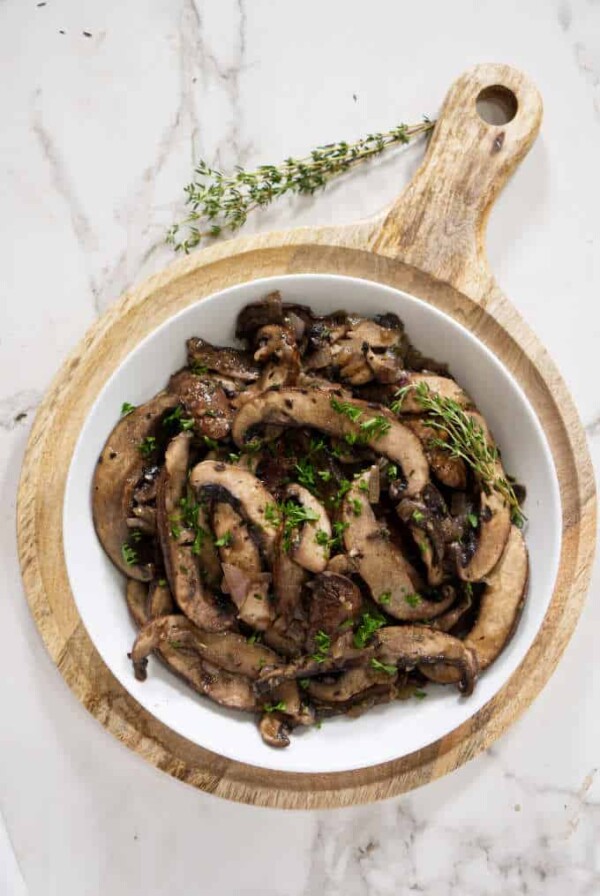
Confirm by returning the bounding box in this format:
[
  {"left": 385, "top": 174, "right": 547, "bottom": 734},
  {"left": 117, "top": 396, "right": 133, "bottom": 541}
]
[{"left": 17, "top": 64, "right": 596, "bottom": 809}]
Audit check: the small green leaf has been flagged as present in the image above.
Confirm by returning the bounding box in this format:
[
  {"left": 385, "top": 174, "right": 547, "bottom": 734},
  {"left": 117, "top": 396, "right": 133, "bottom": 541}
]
[{"left": 120, "top": 402, "right": 136, "bottom": 416}]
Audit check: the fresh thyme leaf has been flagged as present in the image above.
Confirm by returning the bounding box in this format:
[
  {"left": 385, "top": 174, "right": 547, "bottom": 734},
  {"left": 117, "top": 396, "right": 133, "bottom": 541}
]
[
  {"left": 121, "top": 543, "right": 138, "bottom": 566},
  {"left": 404, "top": 593, "right": 421, "bottom": 608},
  {"left": 317, "top": 469, "right": 332, "bottom": 482},
  {"left": 409, "top": 382, "right": 525, "bottom": 526},
  {"left": 378, "top": 591, "right": 391, "bottom": 605},
  {"left": 265, "top": 503, "right": 282, "bottom": 526},
  {"left": 263, "top": 700, "right": 287, "bottom": 713},
  {"left": 412, "top": 509, "right": 425, "bottom": 524},
  {"left": 163, "top": 405, "right": 195, "bottom": 432},
  {"left": 214, "top": 531, "right": 233, "bottom": 548},
  {"left": 202, "top": 435, "right": 219, "bottom": 450},
  {"left": 360, "top": 415, "right": 391, "bottom": 440},
  {"left": 138, "top": 436, "right": 157, "bottom": 457},
  {"left": 191, "top": 527, "right": 208, "bottom": 555},
  {"left": 330, "top": 520, "right": 349, "bottom": 550},
  {"left": 315, "top": 529, "right": 331, "bottom": 547},
  {"left": 358, "top": 480, "right": 369, "bottom": 492},
  {"left": 330, "top": 397, "right": 363, "bottom": 422},
  {"left": 386, "top": 463, "right": 399, "bottom": 480},
  {"left": 120, "top": 401, "right": 136, "bottom": 416},
  {"left": 370, "top": 657, "right": 396, "bottom": 676},
  {"left": 295, "top": 458, "right": 316, "bottom": 491},
  {"left": 353, "top": 611, "right": 386, "bottom": 649},
  {"left": 167, "top": 120, "right": 434, "bottom": 253}
]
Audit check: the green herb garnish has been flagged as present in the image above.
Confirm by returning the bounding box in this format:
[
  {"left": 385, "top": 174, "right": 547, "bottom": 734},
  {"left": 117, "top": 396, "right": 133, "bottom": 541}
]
[
  {"left": 467, "top": 512, "right": 478, "bottom": 528},
  {"left": 121, "top": 543, "right": 138, "bottom": 566},
  {"left": 263, "top": 701, "right": 287, "bottom": 713},
  {"left": 163, "top": 405, "right": 195, "bottom": 431},
  {"left": 353, "top": 611, "right": 386, "bottom": 649},
  {"left": 412, "top": 509, "right": 425, "bottom": 524},
  {"left": 413, "top": 689, "right": 428, "bottom": 700},
  {"left": 360, "top": 415, "right": 391, "bottom": 440},
  {"left": 370, "top": 658, "right": 397, "bottom": 676},
  {"left": 312, "top": 630, "right": 331, "bottom": 663},
  {"left": 349, "top": 497, "right": 362, "bottom": 517},
  {"left": 404, "top": 593, "right": 421, "bottom": 608},
  {"left": 330, "top": 397, "right": 363, "bottom": 423},
  {"left": 378, "top": 592, "right": 391, "bottom": 606},
  {"left": 214, "top": 531, "right": 233, "bottom": 548},
  {"left": 121, "top": 401, "right": 136, "bottom": 416},
  {"left": 138, "top": 436, "right": 157, "bottom": 457}
]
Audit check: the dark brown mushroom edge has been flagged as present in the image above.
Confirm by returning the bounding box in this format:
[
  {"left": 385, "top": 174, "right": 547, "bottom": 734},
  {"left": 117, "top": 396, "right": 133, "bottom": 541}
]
[{"left": 93, "top": 291, "right": 528, "bottom": 749}]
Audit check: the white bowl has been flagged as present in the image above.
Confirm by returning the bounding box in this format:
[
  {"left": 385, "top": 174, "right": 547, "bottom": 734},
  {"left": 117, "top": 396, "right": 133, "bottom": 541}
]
[{"left": 63, "top": 274, "right": 561, "bottom": 774}]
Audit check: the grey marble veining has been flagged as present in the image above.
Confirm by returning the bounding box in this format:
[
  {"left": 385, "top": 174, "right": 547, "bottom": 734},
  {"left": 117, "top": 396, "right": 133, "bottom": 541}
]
[{"left": 1, "top": 0, "right": 599, "bottom": 894}]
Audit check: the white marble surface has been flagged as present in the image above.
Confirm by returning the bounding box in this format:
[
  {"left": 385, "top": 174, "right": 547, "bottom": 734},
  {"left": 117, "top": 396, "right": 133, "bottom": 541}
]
[{"left": 1, "top": 0, "right": 599, "bottom": 893}]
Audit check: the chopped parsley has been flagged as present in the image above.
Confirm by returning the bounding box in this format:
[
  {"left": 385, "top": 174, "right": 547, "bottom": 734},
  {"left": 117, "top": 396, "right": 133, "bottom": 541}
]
[
  {"left": 263, "top": 700, "right": 287, "bottom": 713},
  {"left": 163, "top": 405, "right": 195, "bottom": 431},
  {"left": 412, "top": 509, "right": 425, "bottom": 524},
  {"left": 295, "top": 457, "right": 316, "bottom": 491},
  {"left": 214, "top": 531, "right": 233, "bottom": 548},
  {"left": 138, "top": 436, "right": 157, "bottom": 457},
  {"left": 360, "top": 415, "right": 391, "bottom": 440},
  {"left": 191, "top": 527, "right": 208, "bottom": 555},
  {"left": 386, "top": 463, "right": 399, "bottom": 480},
  {"left": 315, "top": 529, "right": 330, "bottom": 547},
  {"left": 378, "top": 591, "right": 391, "bottom": 606},
  {"left": 390, "top": 384, "right": 413, "bottom": 414},
  {"left": 158, "top": 578, "right": 167, "bottom": 587},
  {"left": 413, "top": 689, "right": 428, "bottom": 700},
  {"left": 353, "top": 611, "right": 386, "bottom": 649},
  {"left": 358, "top": 480, "right": 370, "bottom": 493},
  {"left": 370, "top": 657, "right": 397, "bottom": 676},
  {"left": 202, "top": 435, "right": 219, "bottom": 450},
  {"left": 121, "top": 543, "right": 138, "bottom": 566},
  {"left": 120, "top": 401, "right": 136, "bottom": 416},
  {"left": 404, "top": 593, "right": 421, "bottom": 608},
  {"left": 467, "top": 512, "right": 479, "bottom": 528},
  {"left": 247, "top": 632, "right": 262, "bottom": 645},
  {"left": 317, "top": 469, "right": 332, "bottom": 482},
  {"left": 349, "top": 497, "right": 362, "bottom": 517},
  {"left": 312, "top": 630, "right": 331, "bottom": 663},
  {"left": 191, "top": 362, "right": 208, "bottom": 375},
  {"left": 129, "top": 528, "right": 142, "bottom": 543}
]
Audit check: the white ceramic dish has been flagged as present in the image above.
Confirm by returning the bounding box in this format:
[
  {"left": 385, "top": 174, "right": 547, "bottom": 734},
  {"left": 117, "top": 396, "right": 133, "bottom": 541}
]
[{"left": 63, "top": 274, "right": 561, "bottom": 774}]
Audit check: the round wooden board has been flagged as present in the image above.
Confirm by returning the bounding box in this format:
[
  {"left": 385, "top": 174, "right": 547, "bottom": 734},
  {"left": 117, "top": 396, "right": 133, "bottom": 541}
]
[{"left": 17, "top": 64, "right": 596, "bottom": 808}]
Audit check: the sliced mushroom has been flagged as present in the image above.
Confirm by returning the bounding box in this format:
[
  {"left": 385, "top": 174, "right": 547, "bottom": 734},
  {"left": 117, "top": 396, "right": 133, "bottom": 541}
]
[
  {"left": 306, "top": 572, "right": 362, "bottom": 648},
  {"left": 307, "top": 665, "right": 396, "bottom": 703},
  {"left": 259, "top": 713, "right": 291, "bottom": 748},
  {"left": 423, "top": 526, "right": 528, "bottom": 684},
  {"left": 232, "top": 390, "right": 429, "bottom": 496},
  {"left": 92, "top": 392, "right": 178, "bottom": 580},
  {"left": 342, "top": 473, "right": 455, "bottom": 621},
  {"left": 284, "top": 483, "right": 331, "bottom": 573},
  {"left": 186, "top": 337, "right": 259, "bottom": 382},
  {"left": 189, "top": 460, "right": 279, "bottom": 559},
  {"left": 148, "top": 578, "right": 175, "bottom": 618},
  {"left": 429, "top": 589, "right": 472, "bottom": 633},
  {"left": 130, "top": 615, "right": 282, "bottom": 681},
  {"left": 272, "top": 534, "right": 308, "bottom": 621},
  {"left": 457, "top": 414, "right": 511, "bottom": 582},
  {"left": 375, "top": 626, "right": 479, "bottom": 695},
  {"left": 215, "top": 501, "right": 275, "bottom": 630},
  {"left": 157, "top": 434, "right": 235, "bottom": 632},
  {"left": 168, "top": 370, "right": 233, "bottom": 439},
  {"left": 125, "top": 579, "right": 150, "bottom": 628},
  {"left": 404, "top": 417, "right": 467, "bottom": 489},
  {"left": 254, "top": 635, "right": 368, "bottom": 695},
  {"left": 235, "top": 291, "right": 284, "bottom": 339},
  {"left": 263, "top": 615, "right": 307, "bottom": 658}
]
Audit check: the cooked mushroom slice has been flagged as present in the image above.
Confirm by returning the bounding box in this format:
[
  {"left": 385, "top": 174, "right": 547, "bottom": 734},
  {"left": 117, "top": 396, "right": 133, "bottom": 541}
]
[
  {"left": 168, "top": 370, "right": 233, "bottom": 439},
  {"left": 457, "top": 414, "right": 511, "bottom": 582},
  {"left": 259, "top": 712, "right": 291, "bottom": 748},
  {"left": 190, "top": 460, "right": 279, "bottom": 559},
  {"left": 235, "top": 291, "right": 284, "bottom": 339},
  {"left": 125, "top": 579, "right": 150, "bottom": 628},
  {"left": 429, "top": 588, "right": 471, "bottom": 633},
  {"left": 186, "top": 337, "right": 259, "bottom": 382},
  {"left": 127, "top": 504, "right": 157, "bottom": 536},
  {"left": 306, "top": 572, "right": 362, "bottom": 648},
  {"left": 157, "top": 435, "right": 235, "bottom": 632},
  {"left": 272, "top": 534, "right": 308, "bottom": 621},
  {"left": 270, "top": 679, "right": 315, "bottom": 726},
  {"left": 232, "top": 390, "right": 429, "bottom": 496},
  {"left": 404, "top": 417, "right": 467, "bottom": 489},
  {"left": 130, "top": 615, "right": 282, "bottom": 681},
  {"left": 284, "top": 483, "right": 331, "bottom": 573},
  {"left": 399, "top": 374, "right": 471, "bottom": 412},
  {"left": 306, "top": 665, "right": 395, "bottom": 703},
  {"left": 375, "top": 626, "right": 479, "bottom": 696},
  {"left": 255, "top": 634, "right": 368, "bottom": 695},
  {"left": 147, "top": 578, "right": 175, "bottom": 618},
  {"left": 215, "top": 501, "right": 275, "bottom": 630},
  {"left": 423, "top": 526, "right": 528, "bottom": 684},
  {"left": 342, "top": 473, "right": 455, "bottom": 621},
  {"left": 263, "top": 615, "right": 306, "bottom": 658},
  {"left": 93, "top": 392, "right": 178, "bottom": 580}
]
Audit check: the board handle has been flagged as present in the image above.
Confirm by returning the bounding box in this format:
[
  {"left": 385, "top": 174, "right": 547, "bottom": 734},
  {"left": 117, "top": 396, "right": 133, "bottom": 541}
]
[{"left": 369, "top": 63, "right": 543, "bottom": 300}]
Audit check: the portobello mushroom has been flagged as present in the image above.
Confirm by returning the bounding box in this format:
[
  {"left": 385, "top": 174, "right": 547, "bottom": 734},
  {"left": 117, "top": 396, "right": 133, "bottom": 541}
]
[
  {"left": 232, "top": 390, "right": 429, "bottom": 496},
  {"left": 284, "top": 483, "right": 331, "bottom": 573},
  {"left": 423, "top": 526, "right": 528, "bottom": 684},
  {"left": 186, "top": 337, "right": 259, "bottom": 382},
  {"left": 341, "top": 473, "right": 455, "bottom": 621},
  {"left": 306, "top": 571, "right": 362, "bottom": 648},
  {"left": 189, "top": 460, "right": 280, "bottom": 558},
  {"left": 93, "top": 392, "right": 178, "bottom": 580},
  {"left": 375, "top": 626, "right": 478, "bottom": 695},
  {"left": 157, "top": 434, "right": 235, "bottom": 632},
  {"left": 168, "top": 370, "right": 233, "bottom": 439}
]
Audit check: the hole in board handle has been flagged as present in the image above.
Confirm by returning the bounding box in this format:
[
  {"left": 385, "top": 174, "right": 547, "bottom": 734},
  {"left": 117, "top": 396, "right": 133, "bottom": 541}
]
[{"left": 476, "top": 85, "right": 518, "bottom": 125}]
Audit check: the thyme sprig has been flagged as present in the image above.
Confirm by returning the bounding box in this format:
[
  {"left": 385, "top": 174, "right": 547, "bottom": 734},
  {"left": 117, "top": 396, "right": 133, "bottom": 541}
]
[
  {"left": 167, "top": 120, "right": 434, "bottom": 252},
  {"left": 393, "top": 382, "right": 525, "bottom": 526}
]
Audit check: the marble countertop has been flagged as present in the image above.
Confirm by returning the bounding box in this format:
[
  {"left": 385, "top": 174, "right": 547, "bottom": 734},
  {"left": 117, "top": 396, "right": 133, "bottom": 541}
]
[{"left": 1, "top": 0, "right": 599, "bottom": 893}]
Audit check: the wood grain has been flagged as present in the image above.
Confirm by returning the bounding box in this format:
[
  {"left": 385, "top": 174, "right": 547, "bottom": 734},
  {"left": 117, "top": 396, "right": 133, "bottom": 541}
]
[{"left": 17, "top": 63, "right": 596, "bottom": 808}]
